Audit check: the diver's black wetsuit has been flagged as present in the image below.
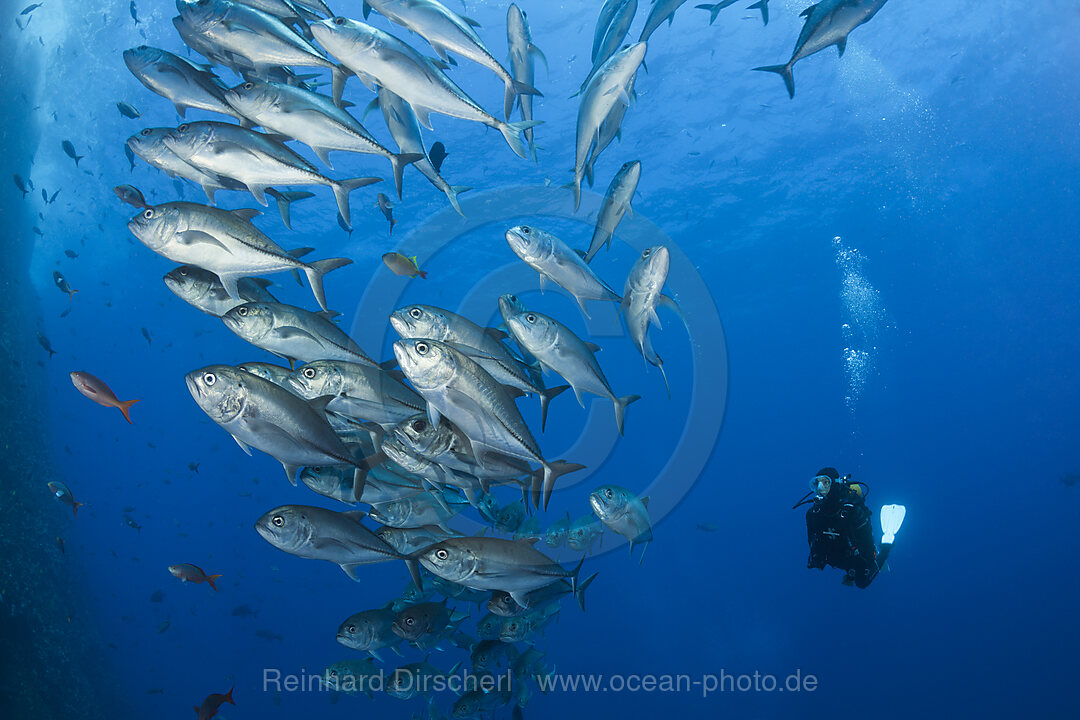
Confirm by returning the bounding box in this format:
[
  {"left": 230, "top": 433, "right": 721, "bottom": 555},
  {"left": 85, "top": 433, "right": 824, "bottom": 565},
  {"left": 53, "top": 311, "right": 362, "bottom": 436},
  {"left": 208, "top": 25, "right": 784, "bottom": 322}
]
[{"left": 806, "top": 483, "right": 890, "bottom": 589}]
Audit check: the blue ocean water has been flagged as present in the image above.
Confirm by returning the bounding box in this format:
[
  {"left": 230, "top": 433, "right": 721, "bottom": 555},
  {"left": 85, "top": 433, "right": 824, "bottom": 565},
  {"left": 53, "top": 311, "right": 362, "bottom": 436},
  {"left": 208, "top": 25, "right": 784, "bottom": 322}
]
[{"left": 4, "top": 0, "right": 1079, "bottom": 718}]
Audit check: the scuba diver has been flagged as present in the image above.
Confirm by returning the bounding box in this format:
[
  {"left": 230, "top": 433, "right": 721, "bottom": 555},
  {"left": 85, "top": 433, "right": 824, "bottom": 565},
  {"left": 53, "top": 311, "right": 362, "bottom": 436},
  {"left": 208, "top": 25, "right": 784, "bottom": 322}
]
[{"left": 794, "top": 467, "right": 906, "bottom": 589}]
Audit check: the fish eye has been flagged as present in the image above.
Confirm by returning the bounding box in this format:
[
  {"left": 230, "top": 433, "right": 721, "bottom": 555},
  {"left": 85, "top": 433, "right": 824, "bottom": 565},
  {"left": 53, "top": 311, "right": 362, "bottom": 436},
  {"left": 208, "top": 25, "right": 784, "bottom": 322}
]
[
  {"left": 507, "top": 294, "right": 517, "bottom": 301},
  {"left": 347, "top": 624, "right": 356, "bottom": 632},
  {"left": 520, "top": 226, "right": 531, "bottom": 235},
  {"left": 642, "top": 249, "right": 651, "bottom": 258},
  {"left": 409, "top": 307, "right": 423, "bottom": 319},
  {"left": 237, "top": 306, "right": 248, "bottom": 316},
  {"left": 179, "top": 269, "right": 188, "bottom": 276},
  {"left": 605, "top": 488, "right": 613, "bottom": 498},
  {"left": 272, "top": 514, "right": 284, "bottom": 527},
  {"left": 435, "top": 548, "right": 448, "bottom": 560},
  {"left": 137, "top": 45, "right": 147, "bottom": 50},
  {"left": 405, "top": 617, "right": 414, "bottom": 625},
  {"left": 142, "top": 209, "right": 153, "bottom": 219},
  {"left": 303, "top": 367, "right": 316, "bottom": 379},
  {"left": 203, "top": 372, "right": 216, "bottom": 386},
  {"left": 416, "top": 341, "right": 429, "bottom": 355},
  {"left": 412, "top": 419, "right": 427, "bottom": 432},
  {"left": 329, "top": 670, "right": 337, "bottom": 678},
  {"left": 333, "top": 16, "right": 346, "bottom": 25},
  {"left": 243, "top": 82, "right": 254, "bottom": 90},
  {"left": 140, "top": 128, "right": 151, "bottom": 136},
  {"left": 525, "top": 313, "right": 536, "bottom": 324},
  {"left": 178, "top": 123, "right": 189, "bottom": 133}
]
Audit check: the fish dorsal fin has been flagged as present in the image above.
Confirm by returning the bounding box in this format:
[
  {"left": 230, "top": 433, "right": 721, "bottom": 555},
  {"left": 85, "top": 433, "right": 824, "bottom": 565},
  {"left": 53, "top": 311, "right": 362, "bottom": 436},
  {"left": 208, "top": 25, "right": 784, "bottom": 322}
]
[
  {"left": 485, "top": 327, "right": 509, "bottom": 341},
  {"left": 800, "top": 3, "right": 818, "bottom": 18},
  {"left": 230, "top": 208, "right": 262, "bottom": 221},
  {"left": 583, "top": 341, "right": 602, "bottom": 353},
  {"left": 640, "top": 496, "right": 650, "bottom": 508},
  {"left": 317, "top": 310, "right": 342, "bottom": 322},
  {"left": 287, "top": 246, "right": 315, "bottom": 259},
  {"left": 502, "top": 385, "right": 527, "bottom": 399},
  {"left": 515, "top": 536, "right": 540, "bottom": 545},
  {"left": 341, "top": 510, "right": 367, "bottom": 523},
  {"left": 573, "top": 248, "right": 588, "bottom": 260},
  {"left": 459, "top": 14, "right": 481, "bottom": 28},
  {"left": 249, "top": 277, "right": 274, "bottom": 288}
]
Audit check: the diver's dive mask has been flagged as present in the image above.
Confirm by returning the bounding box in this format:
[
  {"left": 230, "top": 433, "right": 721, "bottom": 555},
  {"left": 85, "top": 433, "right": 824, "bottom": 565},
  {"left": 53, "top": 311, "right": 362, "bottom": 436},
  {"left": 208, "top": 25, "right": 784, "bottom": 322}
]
[{"left": 811, "top": 475, "right": 832, "bottom": 499}]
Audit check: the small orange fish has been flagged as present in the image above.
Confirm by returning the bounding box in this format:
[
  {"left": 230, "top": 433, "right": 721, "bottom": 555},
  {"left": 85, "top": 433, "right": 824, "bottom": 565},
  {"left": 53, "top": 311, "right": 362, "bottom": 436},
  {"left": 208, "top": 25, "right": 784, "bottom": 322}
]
[
  {"left": 169, "top": 564, "right": 222, "bottom": 591},
  {"left": 194, "top": 686, "right": 234, "bottom": 720},
  {"left": 70, "top": 371, "right": 140, "bottom": 423},
  {"left": 382, "top": 252, "right": 428, "bottom": 279}
]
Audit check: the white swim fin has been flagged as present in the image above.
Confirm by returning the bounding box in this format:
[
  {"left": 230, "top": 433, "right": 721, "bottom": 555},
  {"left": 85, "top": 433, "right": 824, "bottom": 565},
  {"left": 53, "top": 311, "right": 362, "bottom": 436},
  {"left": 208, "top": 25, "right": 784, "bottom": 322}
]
[{"left": 880, "top": 504, "right": 906, "bottom": 545}]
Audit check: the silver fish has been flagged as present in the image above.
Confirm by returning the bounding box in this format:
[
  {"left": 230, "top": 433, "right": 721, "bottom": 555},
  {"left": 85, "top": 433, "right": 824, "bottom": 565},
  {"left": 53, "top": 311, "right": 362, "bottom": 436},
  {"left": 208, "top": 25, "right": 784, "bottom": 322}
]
[
  {"left": 589, "top": 484, "right": 652, "bottom": 562},
  {"left": 337, "top": 608, "right": 403, "bottom": 659},
  {"left": 185, "top": 365, "right": 363, "bottom": 485},
  {"left": 235, "top": 361, "right": 296, "bottom": 389},
  {"left": 417, "top": 536, "right": 588, "bottom": 608},
  {"left": 376, "top": 524, "right": 460, "bottom": 556},
  {"left": 123, "top": 45, "right": 244, "bottom": 120},
  {"left": 621, "top": 245, "right": 686, "bottom": 394},
  {"left": 288, "top": 359, "right": 425, "bottom": 426},
  {"left": 753, "top": 0, "right": 889, "bottom": 98},
  {"left": 255, "top": 504, "right": 422, "bottom": 586},
  {"left": 162, "top": 120, "right": 381, "bottom": 227},
  {"left": 223, "top": 78, "right": 422, "bottom": 197},
  {"left": 505, "top": 310, "right": 640, "bottom": 435},
  {"left": 163, "top": 264, "right": 277, "bottom": 317},
  {"left": 506, "top": 4, "right": 546, "bottom": 161},
  {"left": 310, "top": 18, "right": 539, "bottom": 158},
  {"left": 369, "top": 491, "right": 468, "bottom": 533},
  {"left": 393, "top": 338, "right": 581, "bottom": 510},
  {"left": 221, "top": 302, "right": 376, "bottom": 368},
  {"left": 504, "top": 225, "right": 621, "bottom": 316},
  {"left": 365, "top": 87, "right": 471, "bottom": 215},
  {"left": 587, "top": 160, "right": 640, "bottom": 263},
  {"left": 571, "top": 42, "right": 646, "bottom": 211},
  {"left": 128, "top": 201, "right": 350, "bottom": 311},
  {"left": 578, "top": 0, "right": 637, "bottom": 95},
  {"left": 639, "top": 0, "right": 689, "bottom": 43}
]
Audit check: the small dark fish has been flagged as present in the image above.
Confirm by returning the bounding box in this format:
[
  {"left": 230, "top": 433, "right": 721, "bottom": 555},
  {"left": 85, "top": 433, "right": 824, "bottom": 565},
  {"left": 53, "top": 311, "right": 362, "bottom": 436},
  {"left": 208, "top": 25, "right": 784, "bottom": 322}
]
[
  {"left": 141, "top": 327, "right": 152, "bottom": 347},
  {"left": 41, "top": 188, "right": 48, "bottom": 203},
  {"left": 13, "top": 174, "right": 29, "bottom": 198},
  {"left": 1063, "top": 473, "right": 1080, "bottom": 488},
  {"left": 64, "top": 249, "right": 78, "bottom": 258},
  {"left": 188, "top": 462, "right": 200, "bottom": 473},
  {"left": 48, "top": 188, "right": 60, "bottom": 204},
  {"left": 56, "top": 537, "right": 65, "bottom": 554},
  {"left": 145, "top": 689, "right": 164, "bottom": 695},
  {"left": 429, "top": 141, "right": 448, "bottom": 174},
  {"left": 53, "top": 271, "right": 77, "bottom": 299},
  {"left": 231, "top": 604, "right": 258, "bottom": 619},
  {"left": 116, "top": 101, "right": 141, "bottom": 119},
  {"left": 61, "top": 140, "right": 84, "bottom": 167},
  {"left": 150, "top": 589, "right": 165, "bottom": 603},
  {"left": 37, "top": 332, "right": 56, "bottom": 358},
  {"left": 130, "top": 1, "right": 140, "bottom": 25},
  {"left": 696, "top": 522, "right": 718, "bottom": 532},
  {"left": 195, "top": 688, "right": 234, "bottom": 720},
  {"left": 32, "top": 226, "right": 43, "bottom": 236},
  {"left": 255, "top": 629, "right": 283, "bottom": 642},
  {"left": 122, "top": 506, "right": 136, "bottom": 513},
  {"left": 124, "top": 145, "right": 135, "bottom": 171},
  {"left": 60, "top": 306, "right": 72, "bottom": 317},
  {"left": 376, "top": 193, "right": 397, "bottom": 234},
  {"left": 20, "top": 3, "right": 43, "bottom": 16},
  {"left": 113, "top": 184, "right": 148, "bottom": 209},
  {"left": 157, "top": 618, "right": 170, "bottom": 634},
  {"left": 124, "top": 515, "right": 142, "bottom": 532}
]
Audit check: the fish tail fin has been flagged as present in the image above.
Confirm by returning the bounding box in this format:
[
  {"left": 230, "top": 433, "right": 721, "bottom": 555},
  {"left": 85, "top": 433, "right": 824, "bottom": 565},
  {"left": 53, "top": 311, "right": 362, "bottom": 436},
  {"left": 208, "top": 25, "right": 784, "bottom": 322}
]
[
  {"left": 303, "top": 257, "right": 353, "bottom": 312},
  {"left": 391, "top": 153, "right": 424, "bottom": 199},
  {"left": 498, "top": 120, "right": 543, "bottom": 159},
  {"left": 614, "top": 394, "right": 642, "bottom": 435},
  {"left": 67, "top": 289, "right": 79, "bottom": 300},
  {"left": 694, "top": 3, "right": 723, "bottom": 24},
  {"left": 574, "top": 571, "right": 598, "bottom": 611},
  {"left": 658, "top": 357, "right": 671, "bottom": 399},
  {"left": 118, "top": 398, "right": 141, "bottom": 424},
  {"left": 332, "top": 177, "right": 383, "bottom": 229},
  {"left": 224, "top": 686, "right": 235, "bottom": 705},
  {"left": 504, "top": 78, "right": 543, "bottom": 122},
  {"left": 418, "top": 270, "right": 428, "bottom": 279},
  {"left": 752, "top": 63, "right": 795, "bottom": 99},
  {"left": 207, "top": 574, "right": 222, "bottom": 591},
  {"left": 539, "top": 384, "right": 570, "bottom": 432},
  {"left": 541, "top": 461, "right": 586, "bottom": 511},
  {"left": 74, "top": 155, "right": 84, "bottom": 167},
  {"left": 72, "top": 501, "right": 84, "bottom": 518},
  {"left": 748, "top": 0, "right": 769, "bottom": 25},
  {"left": 446, "top": 185, "right": 472, "bottom": 217},
  {"left": 270, "top": 190, "right": 314, "bottom": 230}
]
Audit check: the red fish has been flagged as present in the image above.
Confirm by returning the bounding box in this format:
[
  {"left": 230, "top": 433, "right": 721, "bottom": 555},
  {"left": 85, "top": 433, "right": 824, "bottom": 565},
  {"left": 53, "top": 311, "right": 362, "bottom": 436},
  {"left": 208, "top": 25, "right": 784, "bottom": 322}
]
[
  {"left": 70, "top": 371, "right": 140, "bottom": 423},
  {"left": 194, "top": 686, "right": 234, "bottom": 720},
  {"left": 169, "top": 564, "right": 222, "bottom": 591}
]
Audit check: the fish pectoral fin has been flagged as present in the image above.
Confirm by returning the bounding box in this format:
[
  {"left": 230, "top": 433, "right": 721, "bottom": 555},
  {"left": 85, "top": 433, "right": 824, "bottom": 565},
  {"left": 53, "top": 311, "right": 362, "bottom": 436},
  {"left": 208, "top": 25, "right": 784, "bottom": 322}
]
[
  {"left": 657, "top": 293, "right": 688, "bottom": 330},
  {"left": 583, "top": 341, "right": 602, "bottom": 353},
  {"left": 648, "top": 305, "right": 663, "bottom": 330},
  {"left": 307, "top": 394, "right": 336, "bottom": 415},
  {"left": 272, "top": 325, "right": 321, "bottom": 343},
  {"left": 484, "top": 327, "right": 509, "bottom": 341},
  {"left": 836, "top": 36, "right": 847, "bottom": 58},
  {"left": 426, "top": 403, "right": 443, "bottom": 428},
  {"left": 232, "top": 434, "right": 253, "bottom": 456},
  {"left": 412, "top": 105, "right": 435, "bottom": 131},
  {"left": 339, "top": 563, "right": 365, "bottom": 582},
  {"left": 281, "top": 463, "right": 302, "bottom": 486},
  {"left": 222, "top": 18, "right": 261, "bottom": 35},
  {"left": 176, "top": 230, "right": 231, "bottom": 252}
]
